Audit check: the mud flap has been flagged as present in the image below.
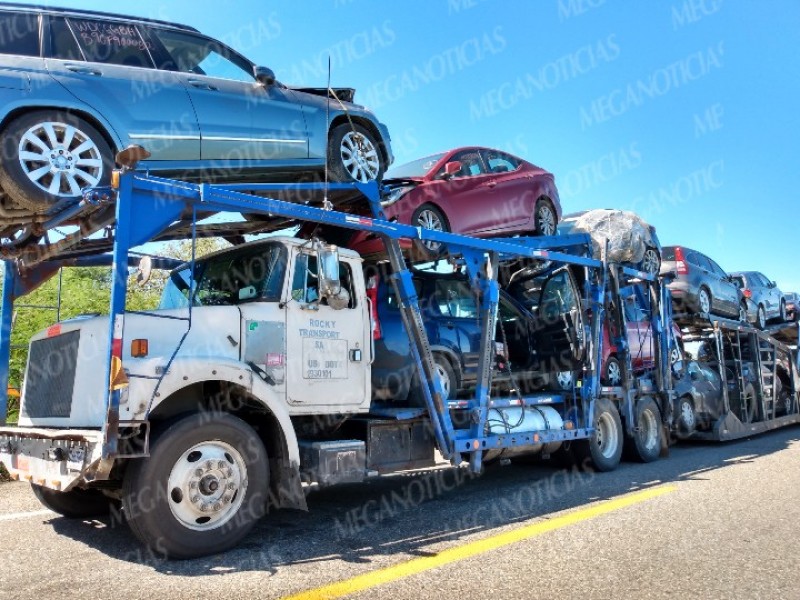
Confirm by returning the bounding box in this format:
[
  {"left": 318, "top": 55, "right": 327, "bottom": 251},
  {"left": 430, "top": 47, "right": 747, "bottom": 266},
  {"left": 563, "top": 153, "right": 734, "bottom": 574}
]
[{"left": 269, "top": 458, "right": 308, "bottom": 511}]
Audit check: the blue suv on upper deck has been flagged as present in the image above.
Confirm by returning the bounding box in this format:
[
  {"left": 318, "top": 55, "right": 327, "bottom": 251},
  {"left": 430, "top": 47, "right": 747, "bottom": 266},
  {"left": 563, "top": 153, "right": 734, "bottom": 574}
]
[{"left": 0, "top": 4, "right": 393, "bottom": 248}]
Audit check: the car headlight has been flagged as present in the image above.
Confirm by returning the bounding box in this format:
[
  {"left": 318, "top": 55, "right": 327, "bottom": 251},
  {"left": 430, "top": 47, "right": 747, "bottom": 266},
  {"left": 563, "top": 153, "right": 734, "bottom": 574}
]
[{"left": 381, "top": 186, "right": 413, "bottom": 207}]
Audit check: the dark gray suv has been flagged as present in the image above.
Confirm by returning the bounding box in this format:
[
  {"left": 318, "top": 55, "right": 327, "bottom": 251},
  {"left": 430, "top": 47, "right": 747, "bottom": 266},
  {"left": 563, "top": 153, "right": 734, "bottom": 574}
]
[
  {"left": 0, "top": 4, "right": 393, "bottom": 247},
  {"left": 661, "top": 245, "right": 746, "bottom": 322}
]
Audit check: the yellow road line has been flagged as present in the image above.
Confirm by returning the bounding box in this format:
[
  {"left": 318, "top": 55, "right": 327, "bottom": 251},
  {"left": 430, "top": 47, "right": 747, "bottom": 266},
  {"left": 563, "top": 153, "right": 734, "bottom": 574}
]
[{"left": 283, "top": 484, "right": 677, "bottom": 600}]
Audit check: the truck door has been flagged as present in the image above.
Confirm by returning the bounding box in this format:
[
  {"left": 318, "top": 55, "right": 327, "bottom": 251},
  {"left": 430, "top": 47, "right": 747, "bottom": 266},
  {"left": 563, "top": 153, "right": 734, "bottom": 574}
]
[{"left": 285, "top": 251, "right": 370, "bottom": 409}]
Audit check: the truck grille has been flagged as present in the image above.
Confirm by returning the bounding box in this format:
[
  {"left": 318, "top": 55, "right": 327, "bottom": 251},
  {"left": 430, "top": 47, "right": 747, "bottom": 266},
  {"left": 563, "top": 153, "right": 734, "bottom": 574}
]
[{"left": 22, "top": 331, "right": 80, "bottom": 419}]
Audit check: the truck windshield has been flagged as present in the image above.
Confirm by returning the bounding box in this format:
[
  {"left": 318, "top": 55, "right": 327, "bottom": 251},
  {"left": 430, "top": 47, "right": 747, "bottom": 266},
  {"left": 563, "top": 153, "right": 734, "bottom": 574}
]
[{"left": 159, "top": 243, "right": 287, "bottom": 309}]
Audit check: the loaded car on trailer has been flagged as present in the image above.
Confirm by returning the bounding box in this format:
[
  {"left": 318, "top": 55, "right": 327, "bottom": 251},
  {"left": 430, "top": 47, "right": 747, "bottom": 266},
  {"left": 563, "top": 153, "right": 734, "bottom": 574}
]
[{"left": 0, "top": 4, "right": 392, "bottom": 250}]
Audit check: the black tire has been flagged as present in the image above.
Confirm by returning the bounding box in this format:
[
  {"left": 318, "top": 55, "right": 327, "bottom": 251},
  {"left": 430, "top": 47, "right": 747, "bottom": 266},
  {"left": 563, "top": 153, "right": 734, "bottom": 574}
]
[
  {"left": 0, "top": 111, "right": 114, "bottom": 212},
  {"left": 756, "top": 305, "right": 767, "bottom": 330},
  {"left": 696, "top": 287, "right": 712, "bottom": 316},
  {"left": 675, "top": 396, "right": 696, "bottom": 439},
  {"left": 775, "top": 379, "right": 793, "bottom": 417},
  {"left": 122, "top": 413, "right": 269, "bottom": 559},
  {"left": 411, "top": 204, "right": 449, "bottom": 259},
  {"left": 326, "top": 123, "right": 384, "bottom": 184},
  {"left": 31, "top": 484, "right": 112, "bottom": 519},
  {"left": 624, "top": 397, "right": 663, "bottom": 463},
  {"left": 602, "top": 356, "right": 623, "bottom": 386},
  {"left": 739, "top": 383, "right": 757, "bottom": 423},
  {"left": 534, "top": 198, "right": 557, "bottom": 236},
  {"left": 640, "top": 246, "right": 661, "bottom": 277},
  {"left": 573, "top": 398, "right": 623, "bottom": 472},
  {"left": 408, "top": 354, "right": 458, "bottom": 407}
]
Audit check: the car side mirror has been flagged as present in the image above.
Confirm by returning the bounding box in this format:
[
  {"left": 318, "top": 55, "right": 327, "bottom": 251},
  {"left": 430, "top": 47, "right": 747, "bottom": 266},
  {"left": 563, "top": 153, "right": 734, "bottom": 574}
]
[
  {"left": 439, "top": 160, "right": 462, "bottom": 180},
  {"left": 771, "top": 281, "right": 777, "bottom": 288},
  {"left": 254, "top": 65, "right": 275, "bottom": 86}
]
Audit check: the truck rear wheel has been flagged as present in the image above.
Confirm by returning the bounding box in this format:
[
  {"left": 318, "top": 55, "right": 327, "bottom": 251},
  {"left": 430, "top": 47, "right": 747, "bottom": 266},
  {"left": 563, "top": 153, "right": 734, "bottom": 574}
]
[
  {"left": 31, "top": 484, "right": 112, "bottom": 519},
  {"left": 122, "top": 413, "right": 269, "bottom": 559},
  {"left": 624, "top": 397, "right": 663, "bottom": 463},
  {"left": 574, "top": 398, "right": 623, "bottom": 472}
]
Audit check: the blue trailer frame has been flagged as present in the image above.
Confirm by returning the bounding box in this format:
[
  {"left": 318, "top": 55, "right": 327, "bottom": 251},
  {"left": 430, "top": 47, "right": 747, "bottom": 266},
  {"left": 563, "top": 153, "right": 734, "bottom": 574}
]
[{"left": 0, "top": 169, "right": 674, "bottom": 473}]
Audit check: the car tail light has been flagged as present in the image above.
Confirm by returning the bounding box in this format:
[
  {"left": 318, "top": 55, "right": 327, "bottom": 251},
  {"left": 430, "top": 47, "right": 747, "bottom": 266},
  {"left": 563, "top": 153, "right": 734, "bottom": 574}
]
[
  {"left": 366, "top": 276, "right": 382, "bottom": 340},
  {"left": 674, "top": 247, "right": 689, "bottom": 275},
  {"left": 742, "top": 289, "right": 752, "bottom": 299}
]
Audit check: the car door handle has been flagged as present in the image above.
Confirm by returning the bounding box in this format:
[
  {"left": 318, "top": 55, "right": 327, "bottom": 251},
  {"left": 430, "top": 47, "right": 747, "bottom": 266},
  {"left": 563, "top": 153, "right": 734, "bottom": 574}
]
[
  {"left": 187, "top": 78, "right": 218, "bottom": 91},
  {"left": 65, "top": 64, "right": 101, "bottom": 76},
  {"left": 483, "top": 181, "right": 497, "bottom": 188}
]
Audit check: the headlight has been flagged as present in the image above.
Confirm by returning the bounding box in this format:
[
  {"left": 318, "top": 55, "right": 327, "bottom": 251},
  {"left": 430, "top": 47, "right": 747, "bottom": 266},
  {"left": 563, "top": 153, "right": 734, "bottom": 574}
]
[{"left": 381, "top": 186, "right": 412, "bottom": 207}]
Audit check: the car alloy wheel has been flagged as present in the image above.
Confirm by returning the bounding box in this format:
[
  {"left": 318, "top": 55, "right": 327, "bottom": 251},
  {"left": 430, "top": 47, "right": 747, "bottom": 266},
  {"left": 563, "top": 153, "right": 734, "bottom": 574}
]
[
  {"left": 415, "top": 207, "right": 446, "bottom": 253},
  {"left": 698, "top": 288, "right": 711, "bottom": 315},
  {"left": 339, "top": 131, "right": 380, "bottom": 183},
  {"left": 604, "top": 358, "right": 622, "bottom": 386},
  {"left": 556, "top": 371, "right": 574, "bottom": 390},
  {"left": 641, "top": 248, "right": 660, "bottom": 276},
  {"left": 536, "top": 201, "right": 556, "bottom": 236},
  {"left": 757, "top": 305, "right": 766, "bottom": 329},
  {"left": 669, "top": 346, "right": 683, "bottom": 365},
  {"left": 18, "top": 121, "right": 103, "bottom": 196}
]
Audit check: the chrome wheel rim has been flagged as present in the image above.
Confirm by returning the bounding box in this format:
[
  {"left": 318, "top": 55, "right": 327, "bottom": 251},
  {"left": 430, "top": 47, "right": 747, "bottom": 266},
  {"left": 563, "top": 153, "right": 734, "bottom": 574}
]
[
  {"left": 680, "top": 400, "right": 695, "bottom": 431},
  {"left": 18, "top": 121, "right": 103, "bottom": 196},
  {"left": 641, "top": 249, "right": 659, "bottom": 275},
  {"left": 595, "top": 411, "right": 619, "bottom": 459},
  {"left": 435, "top": 362, "right": 451, "bottom": 398},
  {"left": 640, "top": 407, "right": 659, "bottom": 451},
  {"left": 340, "top": 131, "right": 380, "bottom": 183},
  {"left": 417, "top": 209, "right": 444, "bottom": 252},
  {"left": 758, "top": 306, "right": 766, "bottom": 329},
  {"left": 536, "top": 203, "right": 555, "bottom": 236},
  {"left": 167, "top": 441, "right": 248, "bottom": 531},
  {"left": 556, "top": 371, "right": 573, "bottom": 390},
  {"left": 698, "top": 290, "right": 711, "bottom": 314},
  {"left": 606, "top": 360, "right": 622, "bottom": 386}
]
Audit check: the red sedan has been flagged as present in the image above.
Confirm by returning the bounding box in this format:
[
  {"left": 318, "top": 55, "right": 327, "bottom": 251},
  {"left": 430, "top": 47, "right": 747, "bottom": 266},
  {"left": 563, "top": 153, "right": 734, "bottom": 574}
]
[{"left": 349, "top": 147, "right": 562, "bottom": 257}]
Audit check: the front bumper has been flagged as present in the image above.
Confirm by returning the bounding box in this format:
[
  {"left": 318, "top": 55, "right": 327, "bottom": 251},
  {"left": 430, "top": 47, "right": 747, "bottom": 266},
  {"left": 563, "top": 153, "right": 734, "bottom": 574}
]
[{"left": 0, "top": 427, "right": 105, "bottom": 491}]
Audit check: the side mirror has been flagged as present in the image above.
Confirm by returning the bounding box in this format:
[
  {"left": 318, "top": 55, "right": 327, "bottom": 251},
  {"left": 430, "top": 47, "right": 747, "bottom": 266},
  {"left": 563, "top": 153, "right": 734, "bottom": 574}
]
[
  {"left": 315, "top": 240, "right": 349, "bottom": 310},
  {"left": 254, "top": 65, "right": 275, "bottom": 86},
  {"left": 441, "top": 160, "right": 462, "bottom": 179},
  {"left": 771, "top": 281, "right": 777, "bottom": 288}
]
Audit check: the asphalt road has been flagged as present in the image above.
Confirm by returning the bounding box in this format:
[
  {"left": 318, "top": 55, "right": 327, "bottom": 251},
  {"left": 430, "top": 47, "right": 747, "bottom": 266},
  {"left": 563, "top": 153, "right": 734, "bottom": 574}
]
[{"left": 2, "top": 427, "right": 800, "bottom": 600}]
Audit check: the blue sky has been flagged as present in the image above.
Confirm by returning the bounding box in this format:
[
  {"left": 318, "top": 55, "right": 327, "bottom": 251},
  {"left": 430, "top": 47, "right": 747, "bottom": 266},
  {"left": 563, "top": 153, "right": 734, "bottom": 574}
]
[{"left": 18, "top": 0, "right": 800, "bottom": 290}]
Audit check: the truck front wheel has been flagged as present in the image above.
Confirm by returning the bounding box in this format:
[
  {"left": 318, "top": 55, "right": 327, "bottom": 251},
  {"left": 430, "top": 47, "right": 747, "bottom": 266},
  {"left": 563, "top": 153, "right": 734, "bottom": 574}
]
[
  {"left": 122, "top": 413, "right": 269, "bottom": 559},
  {"left": 31, "top": 484, "right": 113, "bottom": 519}
]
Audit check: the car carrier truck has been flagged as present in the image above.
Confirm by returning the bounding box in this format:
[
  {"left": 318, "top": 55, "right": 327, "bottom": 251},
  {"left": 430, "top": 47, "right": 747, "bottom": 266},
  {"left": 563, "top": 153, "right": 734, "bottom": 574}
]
[{"left": 0, "top": 152, "right": 676, "bottom": 558}]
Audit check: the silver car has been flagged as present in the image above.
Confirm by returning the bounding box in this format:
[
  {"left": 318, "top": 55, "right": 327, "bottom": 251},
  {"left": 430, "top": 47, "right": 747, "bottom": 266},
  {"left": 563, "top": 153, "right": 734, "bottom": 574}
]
[
  {"left": 0, "top": 5, "right": 393, "bottom": 247},
  {"left": 728, "top": 271, "right": 787, "bottom": 329}
]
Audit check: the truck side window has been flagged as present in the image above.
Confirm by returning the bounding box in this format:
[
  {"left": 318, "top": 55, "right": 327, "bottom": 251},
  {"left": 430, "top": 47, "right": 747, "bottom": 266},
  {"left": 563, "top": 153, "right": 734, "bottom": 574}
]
[{"left": 292, "top": 255, "right": 356, "bottom": 308}]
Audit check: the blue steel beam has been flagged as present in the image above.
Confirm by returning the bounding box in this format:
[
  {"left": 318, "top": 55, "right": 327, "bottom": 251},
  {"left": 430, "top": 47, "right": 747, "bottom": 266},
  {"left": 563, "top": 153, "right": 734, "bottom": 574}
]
[{"left": 0, "top": 262, "right": 15, "bottom": 425}]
